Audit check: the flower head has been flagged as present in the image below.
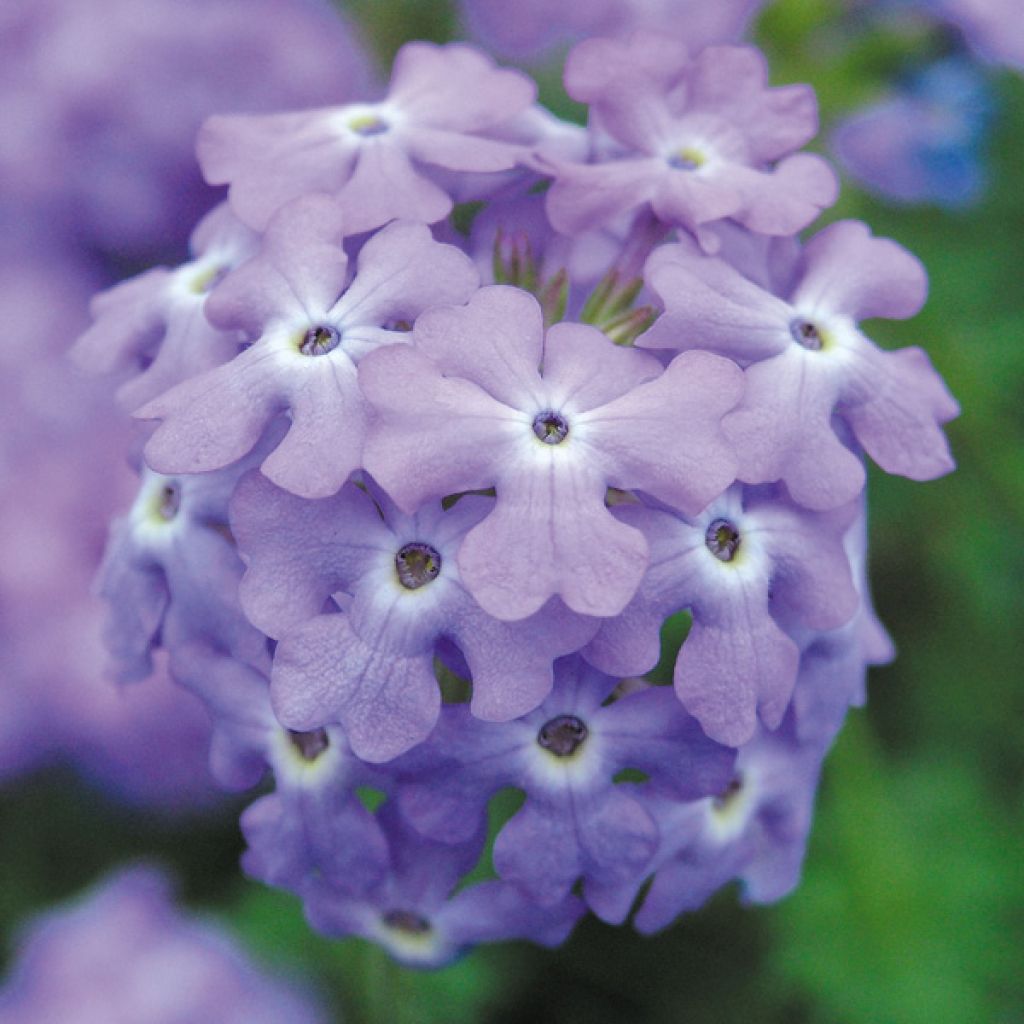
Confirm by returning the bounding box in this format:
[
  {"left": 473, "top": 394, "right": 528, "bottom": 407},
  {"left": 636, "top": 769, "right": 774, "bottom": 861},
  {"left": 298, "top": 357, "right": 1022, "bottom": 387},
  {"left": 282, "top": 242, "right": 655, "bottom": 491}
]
[
  {"left": 639, "top": 220, "right": 959, "bottom": 508},
  {"left": 139, "top": 194, "right": 478, "bottom": 498},
  {"left": 231, "top": 473, "right": 595, "bottom": 761},
  {"left": 397, "top": 657, "right": 734, "bottom": 919},
  {"left": 543, "top": 39, "right": 837, "bottom": 246},
  {"left": 199, "top": 41, "right": 538, "bottom": 234},
  {"left": 361, "top": 285, "right": 743, "bottom": 619}
]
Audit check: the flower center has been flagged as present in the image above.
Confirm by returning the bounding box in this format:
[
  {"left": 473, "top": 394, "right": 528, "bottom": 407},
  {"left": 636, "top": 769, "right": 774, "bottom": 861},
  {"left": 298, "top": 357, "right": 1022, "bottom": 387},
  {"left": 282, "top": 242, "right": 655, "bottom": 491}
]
[
  {"left": 155, "top": 482, "right": 181, "bottom": 522},
  {"left": 532, "top": 410, "right": 570, "bottom": 445},
  {"left": 537, "top": 714, "right": 588, "bottom": 757},
  {"left": 299, "top": 324, "right": 341, "bottom": 357},
  {"left": 189, "top": 264, "right": 229, "bottom": 295},
  {"left": 395, "top": 543, "right": 442, "bottom": 590},
  {"left": 712, "top": 775, "right": 743, "bottom": 812},
  {"left": 382, "top": 909, "right": 432, "bottom": 935},
  {"left": 668, "top": 147, "right": 705, "bottom": 171},
  {"left": 790, "top": 317, "right": 823, "bottom": 351},
  {"left": 348, "top": 113, "right": 390, "bottom": 137},
  {"left": 705, "top": 518, "right": 741, "bottom": 562},
  {"left": 288, "top": 728, "right": 329, "bottom": 761}
]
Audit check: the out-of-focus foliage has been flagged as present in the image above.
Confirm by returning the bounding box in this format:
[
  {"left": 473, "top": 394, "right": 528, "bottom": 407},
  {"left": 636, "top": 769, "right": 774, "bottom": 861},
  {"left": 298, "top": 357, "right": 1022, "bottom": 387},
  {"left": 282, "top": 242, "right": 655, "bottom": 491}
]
[{"left": 771, "top": 720, "right": 1022, "bottom": 1024}]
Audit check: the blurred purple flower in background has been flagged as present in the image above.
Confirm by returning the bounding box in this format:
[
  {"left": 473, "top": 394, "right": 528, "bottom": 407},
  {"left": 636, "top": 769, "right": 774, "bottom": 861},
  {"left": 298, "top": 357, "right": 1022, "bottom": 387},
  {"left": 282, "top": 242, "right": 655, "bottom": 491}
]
[
  {"left": 0, "top": 867, "right": 327, "bottom": 1023},
  {"left": 1, "top": 0, "right": 372, "bottom": 261},
  {"left": 828, "top": 0, "right": 1019, "bottom": 209},
  {"left": 924, "top": 0, "right": 1024, "bottom": 69},
  {"left": 832, "top": 58, "right": 994, "bottom": 207}
]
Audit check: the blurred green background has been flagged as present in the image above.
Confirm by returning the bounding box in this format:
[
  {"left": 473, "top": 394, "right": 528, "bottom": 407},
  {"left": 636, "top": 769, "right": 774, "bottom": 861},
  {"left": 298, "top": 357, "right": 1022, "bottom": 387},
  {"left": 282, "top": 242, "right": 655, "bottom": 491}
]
[{"left": 1, "top": 2, "right": 1020, "bottom": 1022}]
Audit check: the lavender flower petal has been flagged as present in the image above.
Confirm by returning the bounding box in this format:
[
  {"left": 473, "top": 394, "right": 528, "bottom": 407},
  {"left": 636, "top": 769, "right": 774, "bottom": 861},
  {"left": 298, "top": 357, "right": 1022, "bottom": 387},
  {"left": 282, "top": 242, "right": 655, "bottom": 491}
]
[{"left": 271, "top": 613, "right": 441, "bottom": 763}]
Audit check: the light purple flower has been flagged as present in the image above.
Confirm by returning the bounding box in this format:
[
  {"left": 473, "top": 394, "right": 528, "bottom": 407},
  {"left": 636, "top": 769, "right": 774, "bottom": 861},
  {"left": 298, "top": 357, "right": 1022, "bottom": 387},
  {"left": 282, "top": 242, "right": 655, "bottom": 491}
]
[
  {"left": 397, "top": 658, "right": 734, "bottom": 921},
  {"left": 304, "top": 804, "right": 584, "bottom": 968},
  {"left": 11, "top": 6, "right": 955, "bottom": 961},
  {"left": 584, "top": 485, "right": 859, "bottom": 746},
  {"left": 138, "top": 194, "right": 478, "bottom": 499},
  {"left": 231, "top": 472, "right": 596, "bottom": 761},
  {"left": 543, "top": 40, "right": 837, "bottom": 244},
  {"left": 639, "top": 220, "right": 959, "bottom": 509},
  {"left": 361, "top": 285, "right": 743, "bottom": 620},
  {"left": 72, "top": 203, "right": 258, "bottom": 412},
  {"left": 633, "top": 722, "right": 824, "bottom": 932},
  {"left": 0, "top": 867, "right": 327, "bottom": 1024},
  {"left": 169, "top": 644, "right": 389, "bottom": 894},
  {"left": 199, "top": 41, "right": 537, "bottom": 235},
  {"left": 95, "top": 457, "right": 270, "bottom": 684},
  {"left": 786, "top": 498, "right": 895, "bottom": 751}
]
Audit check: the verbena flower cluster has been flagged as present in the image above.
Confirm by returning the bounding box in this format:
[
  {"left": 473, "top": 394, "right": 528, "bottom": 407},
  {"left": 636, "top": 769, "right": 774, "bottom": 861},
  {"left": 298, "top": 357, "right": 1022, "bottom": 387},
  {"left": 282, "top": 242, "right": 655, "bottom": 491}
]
[{"left": 78, "top": 31, "right": 958, "bottom": 967}]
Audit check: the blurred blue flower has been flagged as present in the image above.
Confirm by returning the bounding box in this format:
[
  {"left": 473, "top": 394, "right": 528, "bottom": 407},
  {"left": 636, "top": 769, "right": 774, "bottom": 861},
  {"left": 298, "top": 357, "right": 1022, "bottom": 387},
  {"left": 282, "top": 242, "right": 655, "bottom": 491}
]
[{"left": 831, "top": 58, "right": 995, "bottom": 207}]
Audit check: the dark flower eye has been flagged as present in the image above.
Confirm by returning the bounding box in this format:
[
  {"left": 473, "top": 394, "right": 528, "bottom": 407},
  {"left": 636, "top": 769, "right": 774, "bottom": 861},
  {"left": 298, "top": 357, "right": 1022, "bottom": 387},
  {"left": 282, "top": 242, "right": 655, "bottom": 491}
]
[
  {"left": 156, "top": 482, "right": 181, "bottom": 522},
  {"left": 532, "top": 410, "right": 570, "bottom": 445},
  {"left": 382, "top": 909, "right": 432, "bottom": 935},
  {"left": 712, "top": 775, "right": 743, "bottom": 812},
  {"left": 790, "top": 317, "right": 823, "bottom": 351},
  {"left": 395, "top": 543, "right": 442, "bottom": 589},
  {"left": 705, "top": 518, "right": 741, "bottom": 562},
  {"left": 537, "top": 715, "right": 588, "bottom": 757},
  {"left": 288, "top": 728, "right": 329, "bottom": 762},
  {"left": 299, "top": 325, "right": 341, "bottom": 356}
]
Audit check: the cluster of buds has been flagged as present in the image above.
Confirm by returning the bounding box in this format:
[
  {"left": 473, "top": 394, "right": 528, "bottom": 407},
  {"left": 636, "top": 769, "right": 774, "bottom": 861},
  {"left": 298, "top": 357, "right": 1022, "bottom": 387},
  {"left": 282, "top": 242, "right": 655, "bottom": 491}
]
[{"left": 78, "top": 34, "right": 957, "bottom": 967}]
